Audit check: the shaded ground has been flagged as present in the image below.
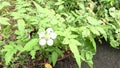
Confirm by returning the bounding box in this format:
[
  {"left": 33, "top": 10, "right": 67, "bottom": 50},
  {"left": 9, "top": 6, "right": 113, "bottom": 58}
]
[
  {"left": 55, "top": 41, "right": 120, "bottom": 68},
  {"left": 92, "top": 41, "right": 120, "bottom": 68},
  {"left": 54, "top": 56, "right": 78, "bottom": 68}
]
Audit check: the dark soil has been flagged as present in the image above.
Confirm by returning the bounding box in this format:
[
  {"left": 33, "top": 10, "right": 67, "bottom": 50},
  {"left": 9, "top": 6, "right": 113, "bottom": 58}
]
[
  {"left": 54, "top": 56, "right": 78, "bottom": 68},
  {"left": 55, "top": 41, "right": 120, "bottom": 68},
  {"left": 92, "top": 41, "right": 120, "bottom": 68}
]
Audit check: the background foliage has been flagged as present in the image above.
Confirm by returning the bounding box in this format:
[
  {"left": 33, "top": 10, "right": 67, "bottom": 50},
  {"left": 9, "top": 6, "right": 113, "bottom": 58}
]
[{"left": 0, "top": 0, "right": 120, "bottom": 68}]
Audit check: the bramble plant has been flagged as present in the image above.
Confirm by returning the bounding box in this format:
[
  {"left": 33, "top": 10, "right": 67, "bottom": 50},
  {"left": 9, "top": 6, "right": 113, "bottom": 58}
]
[{"left": 0, "top": 0, "right": 120, "bottom": 68}]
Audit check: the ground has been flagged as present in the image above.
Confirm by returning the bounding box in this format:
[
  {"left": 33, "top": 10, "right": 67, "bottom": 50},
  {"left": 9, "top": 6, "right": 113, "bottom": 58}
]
[{"left": 55, "top": 41, "right": 120, "bottom": 68}]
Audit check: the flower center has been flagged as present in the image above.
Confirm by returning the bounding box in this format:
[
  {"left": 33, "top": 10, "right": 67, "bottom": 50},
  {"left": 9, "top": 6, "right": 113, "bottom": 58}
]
[{"left": 45, "top": 33, "right": 50, "bottom": 40}]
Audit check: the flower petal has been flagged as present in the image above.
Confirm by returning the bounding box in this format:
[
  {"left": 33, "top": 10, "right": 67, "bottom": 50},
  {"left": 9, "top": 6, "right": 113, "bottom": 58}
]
[
  {"left": 46, "top": 28, "right": 53, "bottom": 34},
  {"left": 39, "top": 32, "right": 45, "bottom": 39},
  {"left": 50, "top": 32, "right": 57, "bottom": 39},
  {"left": 47, "top": 39, "right": 54, "bottom": 46},
  {"left": 39, "top": 39, "right": 46, "bottom": 46}
]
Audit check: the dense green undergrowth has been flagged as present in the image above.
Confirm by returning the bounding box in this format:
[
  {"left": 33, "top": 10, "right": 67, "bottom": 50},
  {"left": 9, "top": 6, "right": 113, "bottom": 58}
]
[{"left": 0, "top": 0, "right": 120, "bottom": 68}]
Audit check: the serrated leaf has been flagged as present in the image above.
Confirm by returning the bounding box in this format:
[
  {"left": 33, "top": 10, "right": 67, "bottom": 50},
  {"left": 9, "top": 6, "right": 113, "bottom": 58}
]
[
  {"left": 17, "top": 19, "right": 25, "bottom": 36},
  {"left": 70, "top": 39, "right": 81, "bottom": 46},
  {"left": 90, "top": 26, "right": 100, "bottom": 36},
  {"left": 109, "top": 7, "right": 116, "bottom": 18},
  {"left": 62, "top": 38, "right": 70, "bottom": 44},
  {"left": 79, "top": 3, "right": 85, "bottom": 10},
  {"left": 55, "top": 48, "right": 63, "bottom": 57},
  {"left": 45, "top": 47, "right": 54, "bottom": 52},
  {"left": 3, "top": 43, "right": 18, "bottom": 65},
  {"left": 69, "top": 44, "right": 81, "bottom": 68},
  {"left": 58, "top": 5, "right": 64, "bottom": 10},
  {"left": 0, "top": 1, "right": 10, "bottom": 10},
  {"left": 90, "top": 37, "right": 96, "bottom": 52},
  {"left": 30, "top": 50, "right": 36, "bottom": 59},
  {"left": 110, "top": 36, "right": 119, "bottom": 48},
  {"left": 1, "top": 45, "right": 13, "bottom": 52},
  {"left": 87, "top": 16, "right": 101, "bottom": 25},
  {"left": 33, "top": 1, "right": 44, "bottom": 13},
  {"left": 5, "top": 52, "right": 13, "bottom": 65},
  {"left": 55, "top": 1, "right": 64, "bottom": 5},
  {"left": 85, "top": 52, "right": 93, "bottom": 68},
  {"left": 52, "top": 51, "right": 58, "bottom": 66},
  {"left": 87, "top": 61, "right": 93, "bottom": 68},
  {"left": 69, "top": 39, "right": 84, "bottom": 68},
  {"left": 11, "top": 12, "right": 23, "bottom": 19},
  {"left": 62, "top": 37, "right": 81, "bottom": 45},
  {"left": 0, "top": 17, "right": 10, "bottom": 25},
  {"left": 23, "top": 38, "right": 38, "bottom": 51},
  {"left": 16, "top": 45, "right": 23, "bottom": 51},
  {"left": 96, "top": 27, "right": 107, "bottom": 40},
  {"left": 82, "top": 28, "right": 90, "bottom": 37},
  {"left": 110, "top": 40, "right": 119, "bottom": 48}
]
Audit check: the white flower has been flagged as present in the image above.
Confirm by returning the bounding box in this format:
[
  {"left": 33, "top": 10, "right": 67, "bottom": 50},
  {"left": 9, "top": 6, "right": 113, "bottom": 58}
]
[
  {"left": 47, "top": 39, "right": 53, "bottom": 46},
  {"left": 39, "top": 32, "right": 45, "bottom": 39},
  {"left": 38, "top": 28, "right": 57, "bottom": 46},
  {"left": 39, "top": 39, "right": 46, "bottom": 46},
  {"left": 50, "top": 32, "right": 57, "bottom": 39},
  {"left": 46, "top": 28, "right": 53, "bottom": 34}
]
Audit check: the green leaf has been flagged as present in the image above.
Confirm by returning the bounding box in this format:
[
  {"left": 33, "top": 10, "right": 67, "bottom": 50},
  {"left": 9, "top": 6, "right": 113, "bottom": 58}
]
[
  {"left": 23, "top": 38, "right": 38, "bottom": 51},
  {"left": 58, "top": 5, "right": 64, "bottom": 10},
  {"left": 109, "top": 7, "right": 116, "bottom": 18},
  {"left": 17, "top": 19, "right": 25, "bottom": 36},
  {"left": 90, "top": 37, "right": 96, "bottom": 52},
  {"left": 0, "top": 1, "right": 10, "bottom": 10},
  {"left": 70, "top": 39, "right": 82, "bottom": 46},
  {"left": 82, "top": 28, "right": 90, "bottom": 37},
  {"left": 62, "top": 37, "right": 81, "bottom": 45},
  {"left": 11, "top": 12, "right": 24, "bottom": 19},
  {"left": 69, "top": 39, "right": 83, "bottom": 68},
  {"left": 90, "top": 26, "right": 100, "bottom": 36},
  {"left": 79, "top": 3, "right": 85, "bottom": 10},
  {"left": 87, "top": 16, "right": 101, "bottom": 25},
  {"left": 5, "top": 52, "right": 13, "bottom": 65},
  {"left": 85, "top": 52, "right": 93, "bottom": 68},
  {"left": 2, "top": 45, "right": 13, "bottom": 52},
  {"left": 2, "top": 43, "right": 18, "bottom": 65},
  {"left": 30, "top": 50, "right": 36, "bottom": 59},
  {"left": 52, "top": 51, "right": 58, "bottom": 66},
  {"left": 55, "top": 0, "right": 64, "bottom": 5},
  {"left": 16, "top": 45, "right": 24, "bottom": 51},
  {"left": 33, "top": 1, "right": 44, "bottom": 13},
  {"left": 0, "top": 17, "right": 10, "bottom": 25},
  {"left": 30, "top": 45, "right": 40, "bottom": 59},
  {"left": 110, "top": 40, "right": 119, "bottom": 48},
  {"left": 96, "top": 27, "right": 107, "bottom": 40},
  {"left": 55, "top": 48, "right": 64, "bottom": 57}
]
